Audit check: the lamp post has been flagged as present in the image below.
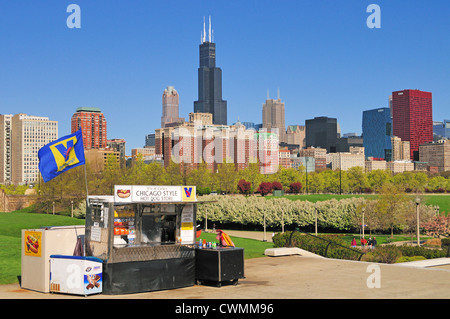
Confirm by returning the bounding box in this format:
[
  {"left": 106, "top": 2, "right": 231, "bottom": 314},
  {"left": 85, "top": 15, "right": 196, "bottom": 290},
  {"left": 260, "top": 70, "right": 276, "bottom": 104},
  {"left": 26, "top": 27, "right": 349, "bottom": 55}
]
[
  {"left": 416, "top": 197, "right": 420, "bottom": 246},
  {"left": 314, "top": 204, "right": 318, "bottom": 236},
  {"left": 362, "top": 207, "right": 365, "bottom": 239}
]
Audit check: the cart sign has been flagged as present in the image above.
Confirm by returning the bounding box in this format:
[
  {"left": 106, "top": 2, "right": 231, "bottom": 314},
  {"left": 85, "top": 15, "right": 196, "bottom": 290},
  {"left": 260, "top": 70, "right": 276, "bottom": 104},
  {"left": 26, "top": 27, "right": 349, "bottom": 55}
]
[{"left": 114, "top": 185, "right": 196, "bottom": 203}]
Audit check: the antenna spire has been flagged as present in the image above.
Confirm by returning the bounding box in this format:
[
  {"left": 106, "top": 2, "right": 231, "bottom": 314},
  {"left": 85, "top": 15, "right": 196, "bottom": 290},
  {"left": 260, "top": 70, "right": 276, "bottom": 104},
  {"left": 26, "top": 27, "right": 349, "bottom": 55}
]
[
  {"left": 209, "top": 16, "right": 212, "bottom": 42},
  {"left": 202, "top": 16, "right": 206, "bottom": 43}
]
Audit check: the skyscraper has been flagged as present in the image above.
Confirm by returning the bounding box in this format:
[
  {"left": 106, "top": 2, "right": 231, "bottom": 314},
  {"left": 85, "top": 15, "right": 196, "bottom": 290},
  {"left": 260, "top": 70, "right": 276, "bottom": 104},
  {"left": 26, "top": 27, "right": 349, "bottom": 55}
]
[
  {"left": 262, "top": 95, "right": 286, "bottom": 143},
  {"left": 305, "top": 117, "right": 339, "bottom": 153},
  {"left": 71, "top": 107, "right": 107, "bottom": 150},
  {"left": 392, "top": 89, "right": 433, "bottom": 161},
  {"left": 362, "top": 107, "right": 392, "bottom": 160},
  {"left": 10, "top": 114, "right": 58, "bottom": 184},
  {"left": 161, "top": 86, "right": 184, "bottom": 128},
  {"left": 194, "top": 16, "right": 227, "bottom": 125},
  {"left": 0, "top": 114, "right": 13, "bottom": 184}
]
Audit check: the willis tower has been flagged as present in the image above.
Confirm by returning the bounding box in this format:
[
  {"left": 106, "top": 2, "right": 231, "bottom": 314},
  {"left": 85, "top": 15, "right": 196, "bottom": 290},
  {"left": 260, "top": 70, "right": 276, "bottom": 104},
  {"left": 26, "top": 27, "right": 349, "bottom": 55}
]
[{"left": 194, "top": 16, "right": 227, "bottom": 125}]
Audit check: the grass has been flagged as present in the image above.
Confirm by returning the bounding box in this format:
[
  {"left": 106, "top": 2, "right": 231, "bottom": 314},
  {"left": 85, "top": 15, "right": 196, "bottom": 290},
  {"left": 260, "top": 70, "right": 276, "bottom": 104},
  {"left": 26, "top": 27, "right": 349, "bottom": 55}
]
[
  {"left": 273, "top": 193, "right": 450, "bottom": 215},
  {"left": 0, "top": 212, "right": 84, "bottom": 285},
  {"left": 198, "top": 232, "right": 273, "bottom": 259}
]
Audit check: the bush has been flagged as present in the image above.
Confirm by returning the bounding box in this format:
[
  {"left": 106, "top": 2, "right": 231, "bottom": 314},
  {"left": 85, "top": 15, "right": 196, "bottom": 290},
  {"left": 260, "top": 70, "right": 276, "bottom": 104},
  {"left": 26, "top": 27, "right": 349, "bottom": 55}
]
[
  {"left": 271, "top": 181, "right": 283, "bottom": 191},
  {"left": 257, "top": 182, "right": 273, "bottom": 196},
  {"left": 273, "top": 232, "right": 363, "bottom": 261},
  {"left": 361, "top": 245, "right": 402, "bottom": 264},
  {"left": 237, "top": 179, "right": 252, "bottom": 195},
  {"left": 423, "top": 238, "right": 441, "bottom": 248},
  {"left": 396, "top": 244, "right": 447, "bottom": 259},
  {"left": 396, "top": 256, "right": 427, "bottom": 263},
  {"left": 289, "top": 182, "right": 302, "bottom": 194}
]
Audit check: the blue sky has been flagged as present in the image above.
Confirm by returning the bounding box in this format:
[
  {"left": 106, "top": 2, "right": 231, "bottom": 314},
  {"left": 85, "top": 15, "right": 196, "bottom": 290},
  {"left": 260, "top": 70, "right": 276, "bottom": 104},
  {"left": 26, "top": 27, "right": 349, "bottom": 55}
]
[{"left": 1, "top": 0, "right": 449, "bottom": 154}]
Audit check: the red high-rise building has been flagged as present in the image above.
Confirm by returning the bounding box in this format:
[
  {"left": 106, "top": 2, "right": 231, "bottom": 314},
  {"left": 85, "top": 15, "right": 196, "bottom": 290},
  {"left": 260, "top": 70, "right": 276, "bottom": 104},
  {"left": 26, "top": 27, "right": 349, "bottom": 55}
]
[
  {"left": 392, "top": 89, "right": 433, "bottom": 161},
  {"left": 71, "top": 107, "right": 107, "bottom": 150}
]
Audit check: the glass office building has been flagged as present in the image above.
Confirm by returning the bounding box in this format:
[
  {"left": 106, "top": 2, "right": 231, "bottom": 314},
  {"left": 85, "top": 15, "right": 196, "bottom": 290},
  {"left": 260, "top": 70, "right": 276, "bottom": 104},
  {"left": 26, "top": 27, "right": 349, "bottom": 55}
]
[{"left": 362, "top": 108, "right": 392, "bottom": 161}]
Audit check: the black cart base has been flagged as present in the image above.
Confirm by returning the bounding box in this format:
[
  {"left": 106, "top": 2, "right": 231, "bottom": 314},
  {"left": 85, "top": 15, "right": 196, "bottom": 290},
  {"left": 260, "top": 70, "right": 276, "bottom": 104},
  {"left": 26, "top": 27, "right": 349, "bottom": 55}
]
[
  {"left": 195, "top": 247, "right": 244, "bottom": 287},
  {"left": 102, "top": 257, "right": 195, "bottom": 295}
]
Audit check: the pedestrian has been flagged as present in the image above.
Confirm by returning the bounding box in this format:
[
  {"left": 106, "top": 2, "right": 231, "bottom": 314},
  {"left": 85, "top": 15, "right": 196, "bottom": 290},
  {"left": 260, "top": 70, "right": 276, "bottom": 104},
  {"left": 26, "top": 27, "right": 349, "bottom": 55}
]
[
  {"left": 361, "top": 237, "right": 367, "bottom": 249},
  {"left": 372, "top": 237, "right": 377, "bottom": 249},
  {"left": 368, "top": 237, "right": 373, "bottom": 249},
  {"left": 351, "top": 237, "right": 357, "bottom": 248}
]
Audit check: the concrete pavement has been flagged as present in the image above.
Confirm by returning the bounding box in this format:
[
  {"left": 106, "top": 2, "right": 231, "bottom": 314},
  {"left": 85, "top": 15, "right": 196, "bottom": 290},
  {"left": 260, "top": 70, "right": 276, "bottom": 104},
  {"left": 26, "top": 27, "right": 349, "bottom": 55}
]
[
  {"left": 2, "top": 230, "right": 450, "bottom": 299},
  {"left": 2, "top": 255, "right": 450, "bottom": 299}
]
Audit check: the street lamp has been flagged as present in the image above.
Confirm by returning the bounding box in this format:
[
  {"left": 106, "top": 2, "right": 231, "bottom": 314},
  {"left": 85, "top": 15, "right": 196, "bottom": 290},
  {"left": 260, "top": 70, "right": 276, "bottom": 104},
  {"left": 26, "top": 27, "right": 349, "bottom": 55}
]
[
  {"left": 314, "top": 204, "right": 318, "bottom": 236},
  {"left": 416, "top": 197, "right": 420, "bottom": 246}
]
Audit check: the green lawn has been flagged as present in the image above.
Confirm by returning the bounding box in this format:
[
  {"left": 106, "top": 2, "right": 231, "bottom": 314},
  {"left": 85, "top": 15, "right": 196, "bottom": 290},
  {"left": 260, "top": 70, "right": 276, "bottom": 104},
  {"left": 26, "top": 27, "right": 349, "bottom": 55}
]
[
  {"left": 275, "top": 193, "right": 450, "bottom": 215},
  {"left": 0, "top": 212, "right": 84, "bottom": 285},
  {"left": 198, "top": 232, "right": 273, "bottom": 259}
]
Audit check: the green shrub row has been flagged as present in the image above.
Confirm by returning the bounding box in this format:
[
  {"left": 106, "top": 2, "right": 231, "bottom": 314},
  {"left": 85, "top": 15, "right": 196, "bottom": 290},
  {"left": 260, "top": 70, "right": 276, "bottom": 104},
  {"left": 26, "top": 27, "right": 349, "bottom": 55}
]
[{"left": 273, "top": 231, "right": 449, "bottom": 263}]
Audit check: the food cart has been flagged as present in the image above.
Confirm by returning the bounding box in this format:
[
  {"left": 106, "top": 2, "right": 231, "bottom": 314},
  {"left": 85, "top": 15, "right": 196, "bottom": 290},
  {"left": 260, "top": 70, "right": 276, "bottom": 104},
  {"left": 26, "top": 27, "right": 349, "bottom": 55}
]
[{"left": 84, "top": 185, "right": 198, "bottom": 295}]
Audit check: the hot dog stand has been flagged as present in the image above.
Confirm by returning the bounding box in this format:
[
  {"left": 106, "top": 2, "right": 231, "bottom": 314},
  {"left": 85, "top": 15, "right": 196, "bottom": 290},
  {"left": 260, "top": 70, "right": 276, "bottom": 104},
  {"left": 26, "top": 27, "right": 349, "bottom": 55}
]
[{"left": 84, "top": 185, "right": 198, "bottom": 295}]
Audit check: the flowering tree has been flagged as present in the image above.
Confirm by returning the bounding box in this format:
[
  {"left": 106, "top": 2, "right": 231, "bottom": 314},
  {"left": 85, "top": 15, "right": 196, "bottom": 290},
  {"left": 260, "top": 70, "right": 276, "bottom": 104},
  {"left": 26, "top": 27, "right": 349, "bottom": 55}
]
[{"left": 422, "top": 215, "right": 450, "bottom": 238}]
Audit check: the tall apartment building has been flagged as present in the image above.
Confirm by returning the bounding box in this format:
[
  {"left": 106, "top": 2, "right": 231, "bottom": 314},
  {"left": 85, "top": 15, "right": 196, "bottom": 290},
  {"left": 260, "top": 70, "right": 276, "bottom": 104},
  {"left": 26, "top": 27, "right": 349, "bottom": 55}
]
[
  {"left": 328, "top": 147, "right": 365, "bottom": 171},
  {"left": 194, "top": 17, "right": 227, "bottom": 125},
  {"left": 155, "top": 113, "right": 258, "bottom": 173},
  {"left": 107, "top": 139, "right": 126, "bottom": 167},
  {"left": 286, "top": 125, "right": 305, "bottom": 148},
  {"left": 305, "top": 117, "right": 339, "bottom": 153},
  {"left": 391, "top": 136, "right": 410, "bottom": 161},
  {"left": 419, "top": 140, "right": 450, "bottom": 172},
  {"left": 278, "top": 148, "right": 291, "bottom": 169},
  {"left": 161, "top": 86, "right": 184, "bottom": 128},
  {"left": 299, "top": 147, "right": 327, "bottom": 171},
  {"left": 262, "top": 97, "right": 286, "bottom": 143},
  {"left": 9, "top": 114, "right": 58, "bottom": 184},
  {"left": 392, "top": 89, "right": 433, "bottom": 161},
  {"left": 71, "top": 107, "right": 107, "bottom": 150},
  {"left": 0, "top": 115, "right": 13, "bottom": 184},
  {"left": 362, "top": 107, "right": 392, "bottom": 160}
]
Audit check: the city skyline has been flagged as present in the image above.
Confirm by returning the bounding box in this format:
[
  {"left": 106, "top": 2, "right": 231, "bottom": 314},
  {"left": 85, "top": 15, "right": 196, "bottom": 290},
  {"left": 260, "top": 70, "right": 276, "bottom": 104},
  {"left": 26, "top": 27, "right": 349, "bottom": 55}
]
[{"left": 1, "top": 1, "right": 449, "bottom": 154}]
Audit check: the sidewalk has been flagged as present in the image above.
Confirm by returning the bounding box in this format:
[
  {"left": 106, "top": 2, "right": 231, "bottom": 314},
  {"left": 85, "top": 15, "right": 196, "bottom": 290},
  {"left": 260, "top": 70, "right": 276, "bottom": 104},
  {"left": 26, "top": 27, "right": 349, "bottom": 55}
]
[
  {"left": 2, "top": 230, "right": 450, "bottom": 299},
  {"left": 1, "top": 255, "right": 450, "bottom": 299}
]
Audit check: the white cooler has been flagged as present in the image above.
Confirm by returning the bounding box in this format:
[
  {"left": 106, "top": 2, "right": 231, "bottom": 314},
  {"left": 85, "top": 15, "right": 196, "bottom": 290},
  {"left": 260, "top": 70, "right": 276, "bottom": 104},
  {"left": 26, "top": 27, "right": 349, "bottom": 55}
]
[{"left": 50, "top": 255, "right": 103, "bottom": 296}]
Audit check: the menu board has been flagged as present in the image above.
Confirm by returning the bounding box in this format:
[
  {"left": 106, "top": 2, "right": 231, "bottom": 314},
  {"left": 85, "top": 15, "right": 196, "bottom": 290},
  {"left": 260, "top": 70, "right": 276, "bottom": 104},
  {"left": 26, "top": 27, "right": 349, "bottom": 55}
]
[{"left": 180, "top": 204, "right": 194, "bottom": 244}]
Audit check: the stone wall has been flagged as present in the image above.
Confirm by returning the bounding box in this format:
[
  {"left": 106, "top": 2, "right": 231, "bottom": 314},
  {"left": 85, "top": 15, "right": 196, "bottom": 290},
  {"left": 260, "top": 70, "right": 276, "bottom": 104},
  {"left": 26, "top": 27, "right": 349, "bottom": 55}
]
[{"left": 0, "top": 188, "right": 37, "bottom": 212}]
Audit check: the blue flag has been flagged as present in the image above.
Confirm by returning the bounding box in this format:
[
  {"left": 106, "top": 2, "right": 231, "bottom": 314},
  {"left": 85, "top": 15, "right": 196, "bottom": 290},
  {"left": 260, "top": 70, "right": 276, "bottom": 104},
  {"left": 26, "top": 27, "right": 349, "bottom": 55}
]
[{"left": 38, "top": 129, "right": 85, "bottom": 183}]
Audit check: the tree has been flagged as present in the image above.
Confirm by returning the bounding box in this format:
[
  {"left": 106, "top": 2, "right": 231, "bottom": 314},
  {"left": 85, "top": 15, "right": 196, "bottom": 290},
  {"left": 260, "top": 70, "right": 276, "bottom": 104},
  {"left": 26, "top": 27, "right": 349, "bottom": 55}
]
[
  {"left": 257, "top": 182, "right": 273, "bottom": 196},
  {"left": 347, "top": 166, "right": 369, "bottom": 193},
  {"left": 215, "top": 161, "right": 238, "bottom": 193},
  {"left": 237, "top": 179, "right": 252, "bottom": 195},
  {"left": 375, "top": 184, "right": 410, "bottom": 237},
  {"left": 289, "top": 182, "right": 302, "bottom": 194},
  {"left": 271, "top": 181, "right": 283, "bottom": 191},
  {"left": 422, "top": 215, "right": 450, "bottom": 238},
  {"left": 367, "top": 169, "right": 392, "bottom": 192}
]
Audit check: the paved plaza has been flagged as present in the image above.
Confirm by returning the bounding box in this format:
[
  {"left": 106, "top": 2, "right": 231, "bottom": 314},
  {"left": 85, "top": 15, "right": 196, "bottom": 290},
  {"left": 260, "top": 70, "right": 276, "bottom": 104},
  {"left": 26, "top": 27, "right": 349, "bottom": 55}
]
[{"left": 1, "top": 251, "right": 450, "bottom": 300}]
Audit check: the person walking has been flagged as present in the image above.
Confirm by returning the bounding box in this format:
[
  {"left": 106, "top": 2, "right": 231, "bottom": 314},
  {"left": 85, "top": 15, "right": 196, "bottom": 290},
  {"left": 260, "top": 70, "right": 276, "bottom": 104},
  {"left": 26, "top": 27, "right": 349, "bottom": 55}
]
[
  {"left": 372, "top": 237, "right": 377, "bottom": 249},
  {"left": 361, "top": 237, "right": 367, "bottom": 249},
  {"left": 351, "top": 237, "right": 357, "bottom": 248},
  {"left": 368, "top": 237, "right": 373, "bottom": 249}
]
